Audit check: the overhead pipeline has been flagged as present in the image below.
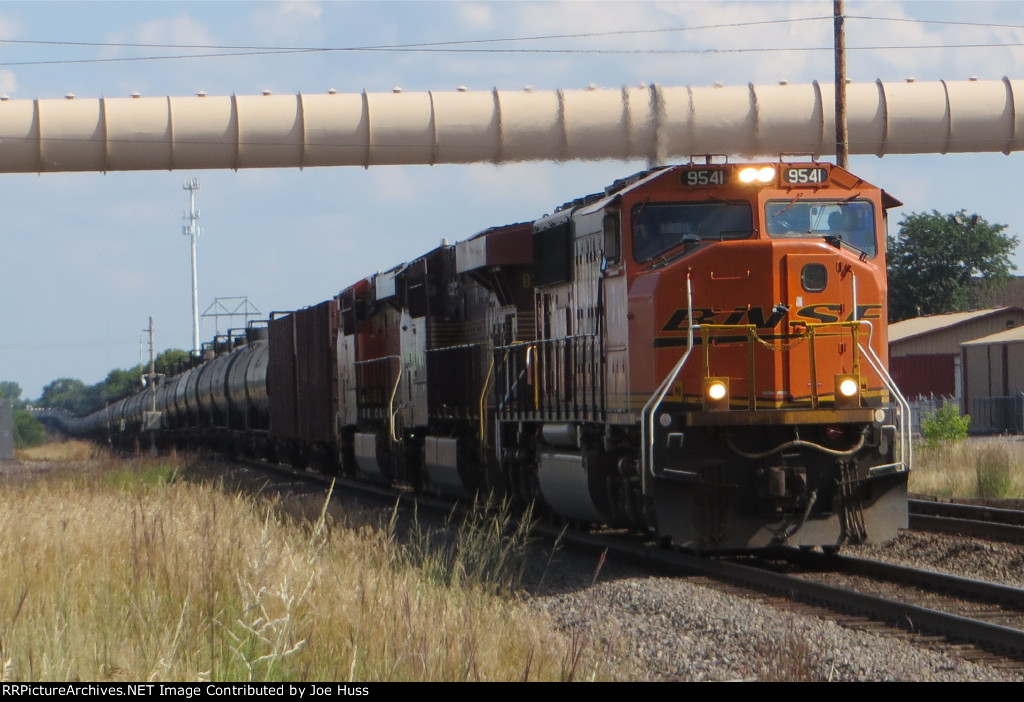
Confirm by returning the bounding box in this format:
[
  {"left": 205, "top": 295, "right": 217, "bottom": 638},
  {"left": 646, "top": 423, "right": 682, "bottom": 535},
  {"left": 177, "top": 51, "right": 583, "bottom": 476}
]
[{"left": 0, "top": 78, "right": 1019, "bottom": 173}]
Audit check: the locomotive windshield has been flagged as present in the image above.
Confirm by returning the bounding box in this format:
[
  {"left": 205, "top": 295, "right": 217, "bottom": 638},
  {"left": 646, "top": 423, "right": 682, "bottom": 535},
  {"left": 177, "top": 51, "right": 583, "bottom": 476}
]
[
  {"left": 632, "top": 202, "right": 752, "bottom": 262},
  {"left": 765, "top": 199, "right": 877, "bottom": 256}
]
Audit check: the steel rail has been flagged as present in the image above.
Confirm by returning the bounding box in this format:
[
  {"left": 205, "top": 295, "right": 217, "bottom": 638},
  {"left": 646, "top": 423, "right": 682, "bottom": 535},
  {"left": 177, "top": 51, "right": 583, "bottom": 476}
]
[
  {"left": 909, "top": 498, "right": 1024, "bottom": 543},
  {"left": 552, "top": 528, "right": 1024, "bottom": 660}
]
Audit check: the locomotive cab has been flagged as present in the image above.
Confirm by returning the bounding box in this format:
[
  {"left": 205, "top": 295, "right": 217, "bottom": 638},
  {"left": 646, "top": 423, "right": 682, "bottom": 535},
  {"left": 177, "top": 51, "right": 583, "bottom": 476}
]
[{"left": 624, "top": 161, "right": 909, "bottom": 550}]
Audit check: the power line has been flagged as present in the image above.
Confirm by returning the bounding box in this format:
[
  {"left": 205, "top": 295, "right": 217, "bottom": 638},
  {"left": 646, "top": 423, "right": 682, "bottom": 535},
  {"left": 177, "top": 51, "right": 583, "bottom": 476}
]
[
  {"left": 5, "top": 41, "right": 1024, "bottom": 67},
  {"left": 0, "top": 13, "right": 1021, "bottom": 67},
  {"left": 848, "top": 15, "right": 1024, "bottom": 32},
  {"left": 5, "top": 14, "right": 1022, "bottom": 57},
  {"left": 0, "top": 49, "right": 321, "bottom": 67},
  {"left": 333, "top": 42, "right": 1024, "bottom": 54},
  {"left": 0, "top": 16, "right": 832, "bottom": 53}
]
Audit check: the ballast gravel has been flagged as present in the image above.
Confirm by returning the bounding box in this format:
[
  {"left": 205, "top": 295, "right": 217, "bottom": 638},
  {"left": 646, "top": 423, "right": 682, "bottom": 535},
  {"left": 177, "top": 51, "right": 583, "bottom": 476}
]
[{"left": 526, "top": 533, "right": 1024, "bottom": 682}]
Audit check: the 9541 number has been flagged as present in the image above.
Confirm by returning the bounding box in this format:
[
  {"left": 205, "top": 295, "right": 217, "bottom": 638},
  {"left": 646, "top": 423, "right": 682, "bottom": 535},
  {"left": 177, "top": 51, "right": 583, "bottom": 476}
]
[
  {"left": 782, "top": 167, "right": 828, "bottom": 186},
  {"left": 683, "top": 168, "right": 729, "bottom": 186}
]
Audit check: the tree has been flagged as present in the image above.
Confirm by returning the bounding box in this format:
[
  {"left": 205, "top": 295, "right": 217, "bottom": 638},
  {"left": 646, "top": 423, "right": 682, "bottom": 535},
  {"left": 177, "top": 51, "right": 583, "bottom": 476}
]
[
  {"left": 14, "top": 410, "right": 46, "bottom": 448},
  {"left": 887, "top": 210, "right": 1018, "bottom": 322},
  {"left": 38, "top": 377, "right": 94, "bottom": 416},
  {"left": 98, "top": 367, "right": 143, "bottom": 402},
  {"left": 34, "top": 348, "right": 191, "bottom": 418},
  {"left": 0, "top": 381, "right": 23, "bottom": 409},
  {"left": 155, "top": 349, "right": 191, "bottom": 377}
]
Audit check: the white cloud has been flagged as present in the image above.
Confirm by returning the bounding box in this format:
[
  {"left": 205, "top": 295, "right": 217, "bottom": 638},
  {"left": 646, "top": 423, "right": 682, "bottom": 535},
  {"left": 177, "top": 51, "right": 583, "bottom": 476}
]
[
  {"left": 458, "top": 3, "right": 495, "bottom": 31},
  {"left": 250, "top": 1, "right": 324, "bottom": 45},
  {"left": 0, "top": 14, "right": 22, "bottom": 94},
  {"left": 0, "top": 70, "right": 17, "bottom": 94},
  {"left": 101, "top": 13, "right": 219, "bottom": 57},
  {"left": 0, "top": 15, "right": 22, "bottom": 40}
]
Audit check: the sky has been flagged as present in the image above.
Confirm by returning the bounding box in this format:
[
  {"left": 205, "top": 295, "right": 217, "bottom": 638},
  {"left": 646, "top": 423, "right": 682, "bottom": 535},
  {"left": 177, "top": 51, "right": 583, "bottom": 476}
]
[{"left": 3, "top": 0, "right": 1024, "bottom": 400}]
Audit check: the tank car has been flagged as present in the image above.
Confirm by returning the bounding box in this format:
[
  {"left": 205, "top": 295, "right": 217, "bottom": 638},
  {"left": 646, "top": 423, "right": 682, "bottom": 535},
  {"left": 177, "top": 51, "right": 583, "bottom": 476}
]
[{"left": 56, "top": 159, "right": 911, "bottom": 552}]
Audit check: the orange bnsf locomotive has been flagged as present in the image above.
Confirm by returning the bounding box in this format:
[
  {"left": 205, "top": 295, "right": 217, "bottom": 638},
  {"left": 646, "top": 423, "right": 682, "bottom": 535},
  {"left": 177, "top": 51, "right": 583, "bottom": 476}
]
[{"left": 61, "top": 160, "right": 911, "bottom": 552}]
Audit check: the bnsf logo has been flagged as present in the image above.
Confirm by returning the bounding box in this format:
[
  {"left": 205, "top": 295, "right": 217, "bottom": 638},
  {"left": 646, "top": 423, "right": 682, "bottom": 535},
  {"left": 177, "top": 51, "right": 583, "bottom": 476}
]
[{"left": 660, "top": 304, "right": 883, "bottom": 332}]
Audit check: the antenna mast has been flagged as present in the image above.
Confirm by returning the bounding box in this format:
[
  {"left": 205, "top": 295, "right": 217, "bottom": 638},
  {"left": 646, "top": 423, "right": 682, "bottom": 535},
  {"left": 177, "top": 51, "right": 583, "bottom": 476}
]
[{"left": 182, "top": 178, "right": 203, "bottom": 356}]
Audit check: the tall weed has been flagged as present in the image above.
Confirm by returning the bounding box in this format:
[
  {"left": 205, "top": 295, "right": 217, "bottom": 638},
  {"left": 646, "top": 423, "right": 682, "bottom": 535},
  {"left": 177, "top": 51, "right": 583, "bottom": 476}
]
[
  {"left": 407, "top": 495, "right": 536, "bottom": 596},
  {"left": 975, "top": 445, "right": 1013, "bottom": 498},
  {"left": 756, "top": 618, "right": 829, "bottom": 682},
  {"left": 910, "top": 438, "right": 1024, "bottom": 499}
]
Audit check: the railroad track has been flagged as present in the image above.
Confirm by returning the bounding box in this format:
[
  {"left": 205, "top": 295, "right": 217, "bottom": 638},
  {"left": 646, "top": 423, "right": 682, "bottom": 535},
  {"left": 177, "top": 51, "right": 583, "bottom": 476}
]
[
  {"left": 194, "top": 456, "right": 1024, "bottom": 668},
  {"left": 909, "top": 497, "right": 1024, "bottom": 543},
  {"left": 549, "top": 527, "right": 1024, "bottom": 667}
]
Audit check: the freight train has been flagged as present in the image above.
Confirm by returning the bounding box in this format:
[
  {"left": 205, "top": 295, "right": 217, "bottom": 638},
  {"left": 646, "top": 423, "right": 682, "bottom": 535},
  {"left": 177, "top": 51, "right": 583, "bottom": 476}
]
[{"left": 52, "top": 160, "right": 911, "bottom": 552}]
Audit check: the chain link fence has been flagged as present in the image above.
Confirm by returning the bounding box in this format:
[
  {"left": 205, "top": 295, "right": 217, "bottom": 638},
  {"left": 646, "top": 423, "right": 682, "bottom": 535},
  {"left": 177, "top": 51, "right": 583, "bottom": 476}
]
[
  {"left": 902, "top": 393, "right": 1024, "bottom": 435},
  {"left": 902, "top": 395, "right": 959, "bottom": 437},
  {"left": 971, "top": 393, "right": 1024, "bottom": 434}
]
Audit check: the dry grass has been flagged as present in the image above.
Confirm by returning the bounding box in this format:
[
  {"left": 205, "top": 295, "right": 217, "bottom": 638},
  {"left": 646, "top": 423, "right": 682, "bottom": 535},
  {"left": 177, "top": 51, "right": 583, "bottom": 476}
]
[
  {"left": 15, "top": 439, "right": 106, "bottom": 462},
  {"left": 909, "top": 437, "right": 1024, "bottom": 499},
  {"left": 756, "top": 617, "right": 830, "bottom": 682},
  {"left": 0, "top": 453, "right": 615, "bottom": 682}
]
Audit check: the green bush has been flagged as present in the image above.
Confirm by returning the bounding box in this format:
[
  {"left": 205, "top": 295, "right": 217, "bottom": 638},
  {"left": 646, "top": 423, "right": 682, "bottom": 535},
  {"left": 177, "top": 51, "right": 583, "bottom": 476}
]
[
  {"left": 13, "top": 409, "right": 46, "bottom": 448},
  {"left": 920, "top": 404, "right": 970, "bottom": 446}
]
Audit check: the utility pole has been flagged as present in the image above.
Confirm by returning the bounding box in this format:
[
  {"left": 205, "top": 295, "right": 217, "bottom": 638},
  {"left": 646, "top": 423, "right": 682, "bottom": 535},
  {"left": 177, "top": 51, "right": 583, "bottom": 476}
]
[
  {"left": 144, "top": 316, "right": 157, "bottom": 411},
  {"left": 144, "top": 316, "right": 158, "bottom": 455},
  {"left": 834, "top": 0, "right": 849, "bottom": 169},
  {"left": 182, "top": 178, "right": 203, "bottom": 357}
]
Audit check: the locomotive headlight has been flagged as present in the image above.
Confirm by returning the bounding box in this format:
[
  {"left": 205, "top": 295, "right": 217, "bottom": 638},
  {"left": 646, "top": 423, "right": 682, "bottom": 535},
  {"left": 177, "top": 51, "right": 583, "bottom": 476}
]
[
  {"left": 703, "top": 377, "right": 730, "bottom": 411},
  {"left": 838, "top": 378, "right": 858, "bottom": 397},
  {"left": 835, "top": 374, "right": 861, "bottom": 409},
  {"left": 738, "top": 166, "right": 776, "bottom": 184}
]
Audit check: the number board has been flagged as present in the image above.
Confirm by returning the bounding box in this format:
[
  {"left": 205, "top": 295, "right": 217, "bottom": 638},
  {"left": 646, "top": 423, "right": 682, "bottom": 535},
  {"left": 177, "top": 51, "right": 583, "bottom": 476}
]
[
  {"left": 781, "top": 166, "right": 829, "bottom": 186},
  {"left": 681, "top": 168, "right": 731, "bottom": 187}
]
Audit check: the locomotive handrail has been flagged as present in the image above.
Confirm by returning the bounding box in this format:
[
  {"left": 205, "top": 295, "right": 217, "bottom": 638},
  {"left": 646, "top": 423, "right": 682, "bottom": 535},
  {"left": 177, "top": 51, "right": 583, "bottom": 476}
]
[
  {"left": 480, "top": 351, "right": 498, "bottom": 447},
  {"left": 526, "top": 345, "right": 539, "bottom": 408},
  {"left": 353, "top": 355, "right": 403, "bottom": 443},
  {"left": 496, "top": 334, "right": 602, "bottom": 349},
  {"left": 642, "top": 307, "right": 904, "bottom": 489},
  {"left": 697, "top": 320, "right": 867, "bottom": 409},
  {"left": 495, "top": 334, "right": 603, "bottom": 419},
  {"left": 386, "top": 357, "right": 403, "bottom": 444},
  {"left": 642, "top": 274, "right": 695, "bottom": 492},
  {"left": 856, "top": 319, "right": 913, "bottom": 473},
  {"left": 699, "top": 323, "right": 758, "bottom": 411}
]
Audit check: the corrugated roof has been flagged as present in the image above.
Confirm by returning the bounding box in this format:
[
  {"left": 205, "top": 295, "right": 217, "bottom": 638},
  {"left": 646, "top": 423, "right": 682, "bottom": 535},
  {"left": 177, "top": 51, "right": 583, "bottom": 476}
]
[
  {"left": 889, "top": 308, "right": 1020, "bottom": 343},
  {"left": 962, "top": 325, "right": 1024, "bottom": 346}
]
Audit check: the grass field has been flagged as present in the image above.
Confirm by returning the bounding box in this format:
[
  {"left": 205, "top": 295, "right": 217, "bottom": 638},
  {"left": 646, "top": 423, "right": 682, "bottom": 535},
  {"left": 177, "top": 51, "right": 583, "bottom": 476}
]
[
  {"left": 3, "top": 432, "right": 1019, "bottom": 682},
  {"left": 0, "top": 449, "right": 619, "bottom": 682},
  {"left": 908, "top": 437, "right": 1024, "bottom": 499}
]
